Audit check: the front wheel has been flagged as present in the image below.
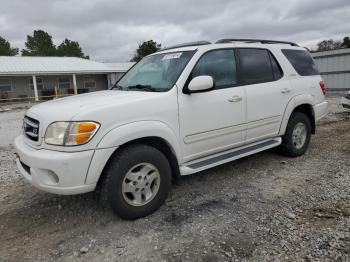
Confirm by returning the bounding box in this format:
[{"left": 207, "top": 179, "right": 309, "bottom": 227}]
[
  {"left": 278, "top": 112, "right": 311, "bottom": 157},
  {"left": 100, "top": 144, "right": 172, "bottom": 220}
]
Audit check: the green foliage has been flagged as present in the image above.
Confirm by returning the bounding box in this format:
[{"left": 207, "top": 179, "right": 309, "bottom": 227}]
[
  {"left": 316, "top": 36, "right": 350, "bottom": 51},
  {"left": 341, "top": 37, "right": 350, "bottom": 48},
  {"left": 316, "top": 39, "right": 342, "bottom": 52},
  {"left": 0, "top": 36, "right": 19, "bottom": 56},
  {"left": 21, "top": 30, "right": 89, "bottom": 58},
  {"left": 22, "top": 30, "right": 57, "bottom": 56},
  {"left": 57, "top": 38, "right": 89, "bottom": 59},
  {"left": 131, "top": 40, "right": 161, "bottom": 62}
]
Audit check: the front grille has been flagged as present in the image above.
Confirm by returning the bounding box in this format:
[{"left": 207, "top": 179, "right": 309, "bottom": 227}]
[{"left": 23, "top": 116, "right": 40, "bottom": 142}]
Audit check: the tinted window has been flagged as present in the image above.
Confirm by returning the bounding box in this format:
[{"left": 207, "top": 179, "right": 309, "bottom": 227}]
[
  {"left": 30, "top": 77, "right": 44, "bottom": 90},
  {"left": 58, "top": 77, "right": 71, "bottom": 89},
  {"left": 269, "top": 53, "right": 283, "bottom": 80},
  {"left": 191, "top": 49, "right": 237, "bottom": 88},
  {"left": 0, "top": 78, "right": 12, "bottom": 92},
  {"left": 238, "top": 48, "right": 274, "bottom": 84},
  {"left": 282, "top": 49, "right": 319, "bottom": 76}
]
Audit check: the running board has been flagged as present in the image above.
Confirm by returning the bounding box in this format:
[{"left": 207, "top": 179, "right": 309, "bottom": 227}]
[{"left": 180, "top": 137, "right": 282, "bottom": 176}]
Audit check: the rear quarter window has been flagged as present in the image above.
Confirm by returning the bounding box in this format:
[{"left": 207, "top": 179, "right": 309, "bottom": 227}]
[{"left": 282, "top": 49, "right": 319, "bottom": 76}]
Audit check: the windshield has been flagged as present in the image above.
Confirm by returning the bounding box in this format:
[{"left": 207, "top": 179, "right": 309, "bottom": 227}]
[{"left": 113, "top": 51, "right": 195, "bottom": 92}]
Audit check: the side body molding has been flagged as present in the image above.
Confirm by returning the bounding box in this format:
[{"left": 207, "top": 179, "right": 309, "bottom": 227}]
[{"left": 278, "top": 94, "right": 315, "bottom": 136}]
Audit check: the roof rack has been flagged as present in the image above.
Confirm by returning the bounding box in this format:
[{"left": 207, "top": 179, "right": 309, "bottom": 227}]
[
  {"left": 159, "top": 41, "right": 211, "bottom": 51},
  {"left": 215, "top": 38, "right": 299, "bottom": 47}
]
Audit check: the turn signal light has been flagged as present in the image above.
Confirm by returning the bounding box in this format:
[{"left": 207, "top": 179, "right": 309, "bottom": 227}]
[{"left": 76, "top": 122, "right": 98, "bottom": 133}]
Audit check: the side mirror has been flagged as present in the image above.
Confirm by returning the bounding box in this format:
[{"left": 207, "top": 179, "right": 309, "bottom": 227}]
[{"left": 187, "top": 76, "right": 214, "bottom": 93}]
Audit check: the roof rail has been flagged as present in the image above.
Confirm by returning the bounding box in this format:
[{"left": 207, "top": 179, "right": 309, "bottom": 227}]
[
  {"left": 215, "top": 38, "right": 299, "bottom": 47},
  {"left": 159, "top": 41, "right": 211, "bottom": 51}
]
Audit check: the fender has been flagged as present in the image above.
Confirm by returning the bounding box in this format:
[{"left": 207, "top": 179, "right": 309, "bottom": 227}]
[
  {"left": 278, "top": 94, "right": 316, "bottom": 136},
  {"left": 97, "top": 120, "right": 182, "bottom": 160},
  {"left": 84, "top": 121, "right": 182, "bottom": 185}
]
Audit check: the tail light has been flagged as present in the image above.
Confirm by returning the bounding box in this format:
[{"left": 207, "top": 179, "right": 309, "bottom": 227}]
[{"left": 319, "top": 81, "right": 327, "bottom": 95}]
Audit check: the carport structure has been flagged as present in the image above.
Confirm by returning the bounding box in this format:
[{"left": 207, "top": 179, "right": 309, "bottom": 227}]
[{"left": 0, "top": 57, "right": 133, "bottom": 101}]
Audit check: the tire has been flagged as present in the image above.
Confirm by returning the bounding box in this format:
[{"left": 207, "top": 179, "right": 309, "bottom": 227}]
[
  {"left": 278, "top": 112, "right": 311, "bottom": 157},
  {"left": 100, "top": 144, "right": 172, "bottom": 220}
]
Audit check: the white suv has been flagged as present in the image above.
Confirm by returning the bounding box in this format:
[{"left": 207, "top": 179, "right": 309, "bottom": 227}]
[{"left": 15, "top": 39, "right": 328, "bottom": 219}]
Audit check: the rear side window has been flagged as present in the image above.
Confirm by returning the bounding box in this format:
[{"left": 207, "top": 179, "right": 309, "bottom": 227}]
[
  {"left": 238, "top": 48, "right": 279, "bottom": 84},
  {"left": 282, "top": 49, "right": 319, "bottom": 76},
  {"left": 191, "top": 49, "right": 237, "bottom": 88}
]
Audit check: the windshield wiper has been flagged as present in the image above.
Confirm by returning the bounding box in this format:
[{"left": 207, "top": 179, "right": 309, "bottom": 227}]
[
  {"left": 111, "top": 84, "right": 124, "bottom": 90},
  {"left": 127, "top": 85, "right": 161, "bottom": 92}
]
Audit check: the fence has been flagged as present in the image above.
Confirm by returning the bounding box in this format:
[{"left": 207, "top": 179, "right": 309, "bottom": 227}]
[{"left": 0, "top": 86, "right": 77, "bottom": 104}]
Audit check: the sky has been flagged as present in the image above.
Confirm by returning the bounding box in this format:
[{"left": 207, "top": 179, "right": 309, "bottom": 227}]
[{"left": 0, "top": 0, "right": 349, "bottom": 62}]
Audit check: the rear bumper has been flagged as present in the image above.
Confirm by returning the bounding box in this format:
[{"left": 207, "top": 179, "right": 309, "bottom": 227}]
[
  {"left": 341, "top": 96, "right": 350, "bottom": 111},
  {"left": 314, "top": 101, "right": 329, "bottom": 121},
  {"left": 14, "top": 135, "right": 96, "bottom": 195}
]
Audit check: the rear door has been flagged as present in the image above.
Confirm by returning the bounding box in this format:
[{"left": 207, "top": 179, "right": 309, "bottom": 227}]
[{"left": 237, "top": 48, "right": 293, "bottom": 143}]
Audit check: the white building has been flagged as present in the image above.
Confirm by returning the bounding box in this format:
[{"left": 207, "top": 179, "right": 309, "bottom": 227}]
[{"left": 0, "top": 56, "right": 134, "bottom": 101}]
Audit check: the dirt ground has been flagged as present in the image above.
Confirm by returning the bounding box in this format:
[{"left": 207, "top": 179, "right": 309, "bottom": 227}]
[{"left": 0, "top": 97, "right": 349, "bottom": 262}]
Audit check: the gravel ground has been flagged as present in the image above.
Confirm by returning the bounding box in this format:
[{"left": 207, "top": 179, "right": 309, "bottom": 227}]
[{"left": 0, "top": 97, "right": 349, "bottom": 262}]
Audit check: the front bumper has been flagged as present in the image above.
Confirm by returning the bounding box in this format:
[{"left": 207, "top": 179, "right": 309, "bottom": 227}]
[
  {"left": 341, "top": 96, "right": 350, "bottom": 112},
  {"left": 14, "top": 135, "right": 96, "bottom": 195}
]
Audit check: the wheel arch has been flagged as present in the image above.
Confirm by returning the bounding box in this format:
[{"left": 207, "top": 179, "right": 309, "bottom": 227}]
[
  {"left": 86, "top": 121, "right": 182, "bottom": 186},
  {"left": 118, "top": 136, "right": 180, "bottom": 178},
  {"left": 292, "top": 104, "right": 315, "bottom": 134},
  {"left": 279, "top": 95, "right": 316, "bottom": 136},
  {"left": 95, "top": 136, "right": 181, "bottom": 190}
]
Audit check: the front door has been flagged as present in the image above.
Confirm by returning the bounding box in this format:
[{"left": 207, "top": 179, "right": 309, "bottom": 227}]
[{"left": 178, "top": 49, "right": 247, "bottom": 162}]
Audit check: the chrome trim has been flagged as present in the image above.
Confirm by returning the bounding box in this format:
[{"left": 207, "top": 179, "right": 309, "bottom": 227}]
[
  {"left": 25, "top": 131, "right": 39, "bottom": 138},
  {"left": 24, "top": 118, "right": 39, "bottom": 128},
  {"left": 23, "top": 116, "right": 40, "bottom": 142}
]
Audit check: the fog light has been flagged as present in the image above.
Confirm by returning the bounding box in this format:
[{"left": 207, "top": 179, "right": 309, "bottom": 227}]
[{"left": 37, "top": 169, "right": 59, "bottom": 185}]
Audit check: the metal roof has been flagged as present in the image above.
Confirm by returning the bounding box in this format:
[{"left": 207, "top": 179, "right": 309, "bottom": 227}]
[
  {"left": 0, "top": 56, "right": 131, "bottom": 75},
  {"left": 103, "top": 62, "right": 135, "bottom": 71},
  {"left": 311, "top": 48, "right": 350, "bottom": 58}
]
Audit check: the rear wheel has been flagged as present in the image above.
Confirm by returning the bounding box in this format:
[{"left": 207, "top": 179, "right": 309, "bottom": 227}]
[
  {"left": 100, "top": 144, "right": 172, "bottom": 220},
  {"left": 278, "top": 112, "right": 311, "bottom": 157}
]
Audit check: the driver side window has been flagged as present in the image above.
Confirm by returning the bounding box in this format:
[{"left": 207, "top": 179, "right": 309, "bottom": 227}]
[{"left": 191, "top": 49, "right": 237, "bottom": 89}]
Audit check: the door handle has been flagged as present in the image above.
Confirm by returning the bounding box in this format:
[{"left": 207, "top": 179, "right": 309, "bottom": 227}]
[
  {"left": 228, "top": 95, "right": 243, "bottom": 102},
  {"left": 281, "top": 88, "right": 291, "bottom": 94}
]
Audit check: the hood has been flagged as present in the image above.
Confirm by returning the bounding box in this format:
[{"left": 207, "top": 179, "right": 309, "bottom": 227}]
[
  {"left": 27, "top": 90, "right": 159, "bottom": 122},
  {"left": 23, "top": 88, "right": 178, "bottom": 151}
]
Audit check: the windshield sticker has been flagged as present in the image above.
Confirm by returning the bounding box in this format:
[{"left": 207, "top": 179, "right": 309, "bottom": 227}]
[{"left": 162, "top": 52, "right": 182, "bottom": 60}]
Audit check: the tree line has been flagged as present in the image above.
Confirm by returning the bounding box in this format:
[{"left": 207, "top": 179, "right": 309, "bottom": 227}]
[
  {"left": 0, "top": 30, "right": 159, "bottom": 61},
  {"left": 314, "top": 36, "right": 350, "bottom": 52},
  {"left": 122, "top": 36, "right": 350, "bottom": 60},
  {"left": 0, "top": 30, "right": 89, "bottom": 58},
  {"left": 2, "top": 31, "right": 349, "bottom": 61}
]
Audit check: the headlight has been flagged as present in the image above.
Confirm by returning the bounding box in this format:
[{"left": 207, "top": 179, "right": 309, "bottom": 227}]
[{"left": 44, "top": 121, "right": 100, "bottom": 146}]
